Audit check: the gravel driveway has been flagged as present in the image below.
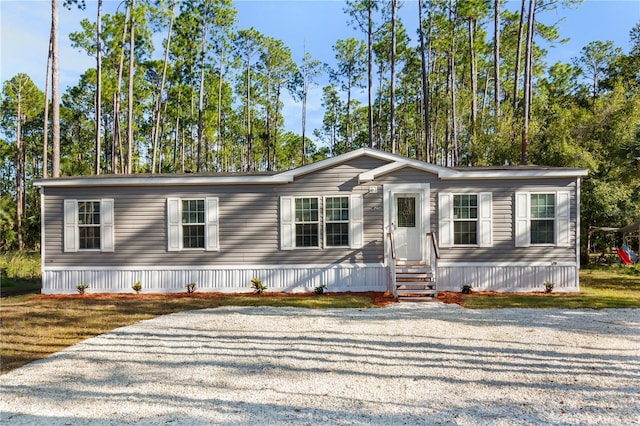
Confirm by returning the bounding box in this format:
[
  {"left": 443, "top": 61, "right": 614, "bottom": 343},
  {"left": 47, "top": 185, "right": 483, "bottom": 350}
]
[{"left": 1, "top": 303, "right": 639, "bottom": 425}]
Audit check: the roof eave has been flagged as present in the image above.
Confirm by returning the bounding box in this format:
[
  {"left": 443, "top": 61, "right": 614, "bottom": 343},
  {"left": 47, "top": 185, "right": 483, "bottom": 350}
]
[
  {"left": 439, "top": 169, "right": 589, "bottom": 180},
  {"left": 34, "top": 175, "right": 294, "bottom": 187}
]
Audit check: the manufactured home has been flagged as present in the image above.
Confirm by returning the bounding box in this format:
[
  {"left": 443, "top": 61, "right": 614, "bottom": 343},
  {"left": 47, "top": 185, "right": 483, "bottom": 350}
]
[{"left": 35, "top": 148, "right": 588, "bottom": 296}]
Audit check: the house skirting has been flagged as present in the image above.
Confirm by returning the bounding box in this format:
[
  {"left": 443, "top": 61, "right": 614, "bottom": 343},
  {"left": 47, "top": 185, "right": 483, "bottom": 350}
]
[
  {"left": 42, "top": 262, "right": 578, "bottom": 295},
  {"left": 436, "top": 262, "right": 579, "bottom": 293},
  {"left": 41, "top": 264, "right": 388, "bottom": 295}
]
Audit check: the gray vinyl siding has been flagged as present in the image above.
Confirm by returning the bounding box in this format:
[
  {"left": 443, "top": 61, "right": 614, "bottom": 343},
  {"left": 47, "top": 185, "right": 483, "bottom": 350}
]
[
  {"left": 42, "top": 155, "right": 579, "bottom": 268},
  {"left": 372, "top": 170, "right": 578, "bottom": 263},
  {"left": 43, "top": 157, "right": 388, "bottom": 267}
]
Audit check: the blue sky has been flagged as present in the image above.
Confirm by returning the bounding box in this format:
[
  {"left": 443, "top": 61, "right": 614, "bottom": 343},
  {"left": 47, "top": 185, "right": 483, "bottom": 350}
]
[{"left": 1, "top": 0, "right": 639, "bottom": 135}]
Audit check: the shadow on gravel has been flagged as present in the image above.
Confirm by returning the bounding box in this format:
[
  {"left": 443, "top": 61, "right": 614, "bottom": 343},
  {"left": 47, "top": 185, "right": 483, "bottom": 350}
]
[{"left": 2, "top": 305, "right": 639, "bottom": 425}]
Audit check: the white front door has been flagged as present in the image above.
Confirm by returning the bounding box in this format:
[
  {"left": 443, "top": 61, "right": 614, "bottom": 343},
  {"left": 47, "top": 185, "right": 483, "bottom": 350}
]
[{"left": 393, "top": 193, "right": 422, "bottom": 263}]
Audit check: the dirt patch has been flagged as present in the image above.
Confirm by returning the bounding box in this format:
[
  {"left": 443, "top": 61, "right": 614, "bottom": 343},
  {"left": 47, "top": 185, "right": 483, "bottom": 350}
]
[{"left": 437, "top": 291, "right": 466, "bottom": 305}]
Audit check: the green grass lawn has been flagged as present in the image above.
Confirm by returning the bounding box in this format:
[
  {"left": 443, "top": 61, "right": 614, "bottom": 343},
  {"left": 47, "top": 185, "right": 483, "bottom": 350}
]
[{"left": 460, "top": 266, "right": 640, "bottom": 309}]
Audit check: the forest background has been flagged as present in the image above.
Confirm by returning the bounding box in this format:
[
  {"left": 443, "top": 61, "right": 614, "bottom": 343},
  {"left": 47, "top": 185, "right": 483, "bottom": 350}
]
[{"left": 1, "top": 0, "right": 639, "bottom": 260}]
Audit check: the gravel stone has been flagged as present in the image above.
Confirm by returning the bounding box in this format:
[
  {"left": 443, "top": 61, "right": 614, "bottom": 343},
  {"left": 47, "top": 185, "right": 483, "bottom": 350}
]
[{"left": 1, "top": 303, "right": 639, "bottom": 425}]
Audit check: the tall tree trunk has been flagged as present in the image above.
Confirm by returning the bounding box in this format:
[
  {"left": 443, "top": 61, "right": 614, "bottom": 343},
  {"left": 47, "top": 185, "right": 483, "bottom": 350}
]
[
  {"left": 265, "top": 74, "right": 272, "bottom": 171},
  {"left": 376, "top": 65, "right": 384, "bottom": 149},
  {"left": 521, "top": 0, "right": 536, "bottom": 165},
  {"left": 95, "top": 0, "right": 102, "bottom": 175},
  {"left": 127, "top": 0, "right": 135, "bottom": 174},
  {"left": 113, "top": 4, "right": 129, "bottom": 174},
  {"left": 494, "top": 0, "right": 501, "bottom": 119},
  {"left": 246, "top": 50, "right": 252, "bottom": 172},
  {"left": 448, "top": 0, "right": 458, "bottom": 166},
  {"left": 468, "top": 17, "right": 478, "bottom": 141},
  {"left": 481, "top": 64, "right": 491, "bottom": 121},
  {"left": 274, "top": 86, "right": 281, "bottom": 170},
  {"left": 418, "top": 0, "right": 431, "bottom": 162},
  {"left": 217, "top": 50, "right": 225, "bottom": 171},
  {"left": 43, "top": 28, "right": 53, "bottom": 179},
  {"left": 51, "top": 0, "right": 61, "bottom": 177},
  {"left": 16, "top": 98, "right": 24, "bottom": 251},
  {"left": 389, "top": 0, "right": 397, "bottom": 153},
  {"left": 367, "top": 0, "right": 374, "bottom": 149},
  {"left": 301, "top": 48, "right": 308, "bottom": 165},
  {"left": 513, "top": 0, "right": 526, "bottom": 113},
  {"left": 196, "top": 8, "right": 208, "bottom": 173},
  {"left": 152, "top": 2, "right": 174, "bottom": 174}
]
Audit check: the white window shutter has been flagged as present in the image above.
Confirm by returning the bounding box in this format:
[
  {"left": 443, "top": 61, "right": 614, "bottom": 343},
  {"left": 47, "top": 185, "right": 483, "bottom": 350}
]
[
  {"left": 350, "top": 194, "right": 364, "bottom": 249},
  {"left": 556, "top": 191, "right": 571, "bottom": 247},
  {"left": 167, "top": 198, "right": 181, "bottom": 251},
  {"left": 205, "top": 197, "right": 220, "bottom": 251},
  {"left": 478, "top": 192, "right": 493, "bottom": 247},
  {"left": 64, "top": 199, "right": 78, "bottom": 252},
  {"left": 515, "top": 192, "right": 530, "bottom": 247},
  {"left": 280, "top": 196, "right": 295, "bottom": 250},
  {"left": 101, "top": 199, "right": 115, "bottom": 252},
  {"left": 438, "top": 193, "right": 453, "bottom": 247}
]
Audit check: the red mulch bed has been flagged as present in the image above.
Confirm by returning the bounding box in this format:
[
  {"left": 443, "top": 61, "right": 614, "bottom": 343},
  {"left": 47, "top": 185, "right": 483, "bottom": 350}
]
[
  {"left": 30, "top": 291, "right": 482, "bottom": 307},
  {"left": 31, "top": 291, "right": 400, "bottom": 307}
]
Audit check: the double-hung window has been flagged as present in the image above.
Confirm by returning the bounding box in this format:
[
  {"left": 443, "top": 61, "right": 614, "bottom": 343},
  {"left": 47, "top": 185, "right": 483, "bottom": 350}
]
[
  {"left": 280, "top": 194, "right": 363, "bottom": 250},
  {"left": 530, "top": 194, "right": 555, "bottom": 244},
  {"left": 439, "top": 192, "right": 492, "bottom": 247},
  {"left": 78, "top": 201, "right": 101, "bottom": 249},
  {"left": 295, "top": 197, "right": 320, "bottom": 248},
  {"left": 64, "top": 199, "right": 115, "bottom": 252},
  {"left": 167, "top": 197, "right": 219, "bottom": 251},
  {"left": 453, "top": 194, "right": 478, "bottom": 245},
  {"left": 515, "top": 192, "right": 570, "bottom": 247},
  {"left": 325, "top": 196, "right": 349, "bottom": 247},
  {"left": 182, "top": 199, "right": 206, "bottom": 249}
]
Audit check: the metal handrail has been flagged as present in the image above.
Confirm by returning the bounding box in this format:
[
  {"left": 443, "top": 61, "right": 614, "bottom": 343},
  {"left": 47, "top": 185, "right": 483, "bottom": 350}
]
[
  {"left": 426, "top": 232, "right": 440, "bottom": 260},
  {"left": 426, "top": 232, "right": 439, "bottom": 298},
  {"left": 387, "top": 232, "right": 397, "bottom": 298},
  {"left": 387, "top": 232, "right": 396, "bottom": 260}
]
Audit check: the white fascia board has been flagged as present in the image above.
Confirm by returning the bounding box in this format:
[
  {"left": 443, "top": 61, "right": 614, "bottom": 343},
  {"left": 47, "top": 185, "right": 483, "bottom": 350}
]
[
  {"left": 279, "top": 148, "right": 454, "bottom": 181},
  {"left": 439, "top": 169, "right": 589, "bottom": 180},
  {"left": 277, "top": 148, "right": 369, "bottom": 180},
  {"left": 34, "top": 174, "right": 293, "bottom": 187},
  {"left": 359, "top": 161, "right": 408, "bottom": 183}
]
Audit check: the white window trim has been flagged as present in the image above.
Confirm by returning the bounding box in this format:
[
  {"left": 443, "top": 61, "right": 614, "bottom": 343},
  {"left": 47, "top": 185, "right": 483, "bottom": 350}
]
[
  {"left": 294, "top": 196, "right": 321, "bottom": 249},
  {"left": 515, "top": 191, "right": 571, "bottom": 248},
  {"left": 64, "top": 199, "right": 115, "bottom": 253},
  {"left": 324, "top": 195, "right": 350, "bottom": 248},
  {"left": 181, "top": 199, "right": 206, "bottom": 251},
  {"left": 439, "top": 192, "right": 492, "bottom": 248},
  {"left": 166, "top": 197, "right": 219, "bottom": 252},
  {"left": 280, "top": 194, "right": 364, "bottom": 251}
]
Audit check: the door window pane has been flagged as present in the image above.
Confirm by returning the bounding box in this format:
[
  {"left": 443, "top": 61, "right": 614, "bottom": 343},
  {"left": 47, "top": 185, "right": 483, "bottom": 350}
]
[{"left": 397, "top": 197, "right": 416, "bottom": 228}]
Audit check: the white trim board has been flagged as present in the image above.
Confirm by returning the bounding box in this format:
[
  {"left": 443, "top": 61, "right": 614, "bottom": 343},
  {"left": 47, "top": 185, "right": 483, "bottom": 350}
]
[
  {"left": 437, "top": 261, "right": 577, "bottom": 267},
  {"left": 43, "top": 263, "right": 385, "bottom": 272}
]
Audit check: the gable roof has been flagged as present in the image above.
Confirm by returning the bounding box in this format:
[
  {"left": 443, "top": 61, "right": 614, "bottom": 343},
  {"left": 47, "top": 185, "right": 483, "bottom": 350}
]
[{"left": 34, "top": 148, "right": 588, "bottom": 188}]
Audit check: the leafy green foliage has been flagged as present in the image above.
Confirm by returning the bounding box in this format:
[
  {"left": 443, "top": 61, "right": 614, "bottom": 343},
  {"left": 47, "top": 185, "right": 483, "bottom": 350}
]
[{"left": 250, "top": 278, "right": 266, "bottom": 294}]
